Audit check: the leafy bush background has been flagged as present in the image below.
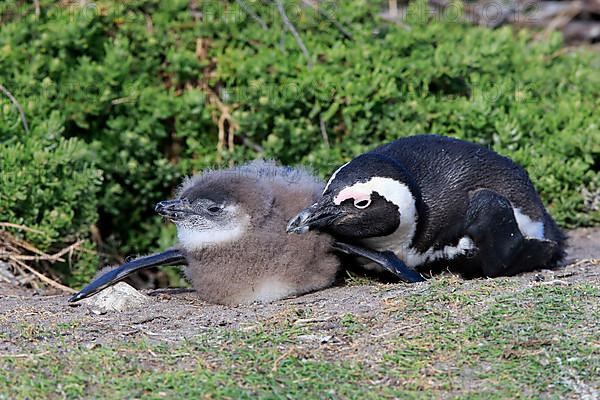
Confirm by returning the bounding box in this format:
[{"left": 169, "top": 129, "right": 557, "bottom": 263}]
[{"left": 0, "top": 0, "right": 598, "bottom": 285}]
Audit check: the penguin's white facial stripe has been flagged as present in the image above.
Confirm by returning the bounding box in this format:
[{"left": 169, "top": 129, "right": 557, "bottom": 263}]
[
  {"left": 323, "top": 162, "right": 350, "bottom": 194},
  {"left": 513, "top": 208, "right": 545, "bottom": 239},
  {"left": 333, "top": 177, "right": 416, "bottom": 217},
  {"left": 337, "top": 177, "right": 417, "bottom": 245},
  {"left": 334, "top": 189, "right": 371, "bottom": 206}
]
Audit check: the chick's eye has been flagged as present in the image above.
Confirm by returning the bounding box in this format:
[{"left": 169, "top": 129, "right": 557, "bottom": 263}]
[
  {"left": 207, "top": 205, "right": 222, "bottom": 213},
  {"left": 354, "top": 199, "right": 371, "bottom": 209}
]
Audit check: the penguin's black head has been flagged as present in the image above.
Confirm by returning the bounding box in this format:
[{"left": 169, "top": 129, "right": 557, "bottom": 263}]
[{"left": 287, "top": 154, "right": 420, "bottom": 240}]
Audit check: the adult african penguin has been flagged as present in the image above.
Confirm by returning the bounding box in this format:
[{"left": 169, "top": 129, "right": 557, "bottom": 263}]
[
  {"left": 287, "top": 134, "right": 566, "bottom": 278},
  {"left": 70, "top": 161, "right": 340, "bottom": 305}
]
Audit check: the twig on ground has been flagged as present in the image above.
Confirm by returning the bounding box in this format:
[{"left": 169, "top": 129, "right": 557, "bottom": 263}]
[
  {"left": 50, "top": 239, "right": 84, "bottom": 262},
  {"left": 293, "top": 316, "right": 334, "bottom": 325},
  {"left": 0, "top": 223, "right": 44, "bottom": 234},
  {"left": 9, "top": 261, "right": 26, "bottom": 281},
  {"left": 0, "top": 83, "right": 30, "bottom": 134},
  {"left": 272, "top": 347, "right": 297, "bottom": 372},
  {"left": 17, "top": 273, "right": 37, "bottom": 287},
  {"left": 534, "top": 1, "right": 582, "bottom": 42},
  {"left": 2, "top": 239, "right": 84, "bottom": 263},
  {"left": 3, "top": 234, "right": 51, "bottom": 258},
  {"left": 538, "top": 279, "right": 570, "bottom": 286},
  {"left": 0, "top": 351, "right": 50, "bottom": 358},
  {"left": 1, "top": 229, "right": 83, "bottom": 292},
  {"left": 8, "top": 257, "right": 76, "bottom": 293},
  {"left": 370, "top": 322, "right": 425, "bottom": 339},
  {"left": 566, "top": 258, "right": 600, "bottom": 270}
]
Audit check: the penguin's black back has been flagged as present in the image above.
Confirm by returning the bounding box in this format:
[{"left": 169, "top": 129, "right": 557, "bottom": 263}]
[{"left": 370, "top": 135, "right": 564, "bottom": 251}]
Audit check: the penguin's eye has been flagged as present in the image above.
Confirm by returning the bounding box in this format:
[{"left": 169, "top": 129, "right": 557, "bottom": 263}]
[
  {"left": 207, "top": 205, "right": 223, "bottom": 214},
  {"left": 354, "top": 199, "right": 371, "bottom": 209}
]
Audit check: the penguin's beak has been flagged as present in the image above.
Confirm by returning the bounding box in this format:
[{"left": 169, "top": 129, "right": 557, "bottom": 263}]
[
  {"left": 155, "top": 199, "right": 192, "bottom": 221},
  {"left": 287, "top": 201, "right": 341, "bottom": 234}
]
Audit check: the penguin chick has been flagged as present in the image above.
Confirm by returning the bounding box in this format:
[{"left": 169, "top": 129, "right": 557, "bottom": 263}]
[
  {"left": 288, "top": 134, "right": 566, "bottom": 278},
  {"left": 70, "top": 161, "right": 339, "bottom": 305},
  {"left": 167, "top": 160, "right": 339, "bottom": 304}
]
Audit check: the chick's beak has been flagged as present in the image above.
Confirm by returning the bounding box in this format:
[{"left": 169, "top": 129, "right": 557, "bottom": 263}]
[
  {"left": 286, "top": 201, "right": 341, "bottom": 234},
  {"left": 155, "top": 199, "right": 191, "bottom": 221}
]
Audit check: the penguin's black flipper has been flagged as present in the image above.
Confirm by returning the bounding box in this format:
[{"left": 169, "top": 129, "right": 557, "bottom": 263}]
[
  {"left": 464, "top": 189, "right": 524, "bottom": 277},
  {"left": 333, "top": 241, "right": 425, "bottom": 283},
  {"left": 464, "top": 189, "right": 562, "bottom": 277},
  {"left": 68, "top": 248, "right": 186, "bottom": 303}
]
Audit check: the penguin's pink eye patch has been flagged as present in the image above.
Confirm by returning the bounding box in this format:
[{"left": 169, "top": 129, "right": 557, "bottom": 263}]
[{"left": 334, "top": 188, "right": 372, "bottom": 207}]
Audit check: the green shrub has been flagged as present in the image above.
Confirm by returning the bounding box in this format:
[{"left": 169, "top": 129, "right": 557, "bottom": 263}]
[
  {"left": 0, "top": 0, "right": 598, "bottom": 285},
  {"left": 0, "top": 111, "right": 101, "bottom": 285}
]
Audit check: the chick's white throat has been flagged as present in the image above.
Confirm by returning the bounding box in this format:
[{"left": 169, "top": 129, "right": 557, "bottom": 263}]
[{"left": 177, "top": 214, "right": 249, "bottom": 250}]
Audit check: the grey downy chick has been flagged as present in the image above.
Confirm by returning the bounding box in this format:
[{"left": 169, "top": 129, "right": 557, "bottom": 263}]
[
  {"left": 165, "top": 160, "right": 340, "bottom": 304},
  {"left": 69, "top": 161, "right": 340, "bottom": 305}
]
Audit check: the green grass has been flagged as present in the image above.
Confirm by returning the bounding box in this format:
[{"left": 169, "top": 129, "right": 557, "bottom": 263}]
[
  {"left": 1, "top": 333, "right": 388, "bottom": 399},
  {"left": 1, "top": 279, "right": 598, "bottom": 399},
  {"left": 382, "top": 282, "right": 599, "bottom": 398}
]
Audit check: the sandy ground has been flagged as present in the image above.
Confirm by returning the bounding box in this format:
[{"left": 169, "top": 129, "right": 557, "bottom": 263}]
[{"left": 0, "top": 228, "right": 598, "bottom": 354}]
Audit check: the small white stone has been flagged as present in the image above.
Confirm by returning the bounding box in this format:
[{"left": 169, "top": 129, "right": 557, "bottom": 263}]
[
  {"left": 80, "top": 282, "right": 151, "bottom": 312},
  {"left": 297, "top": 334, "right": 334, "bottom": 344}
]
